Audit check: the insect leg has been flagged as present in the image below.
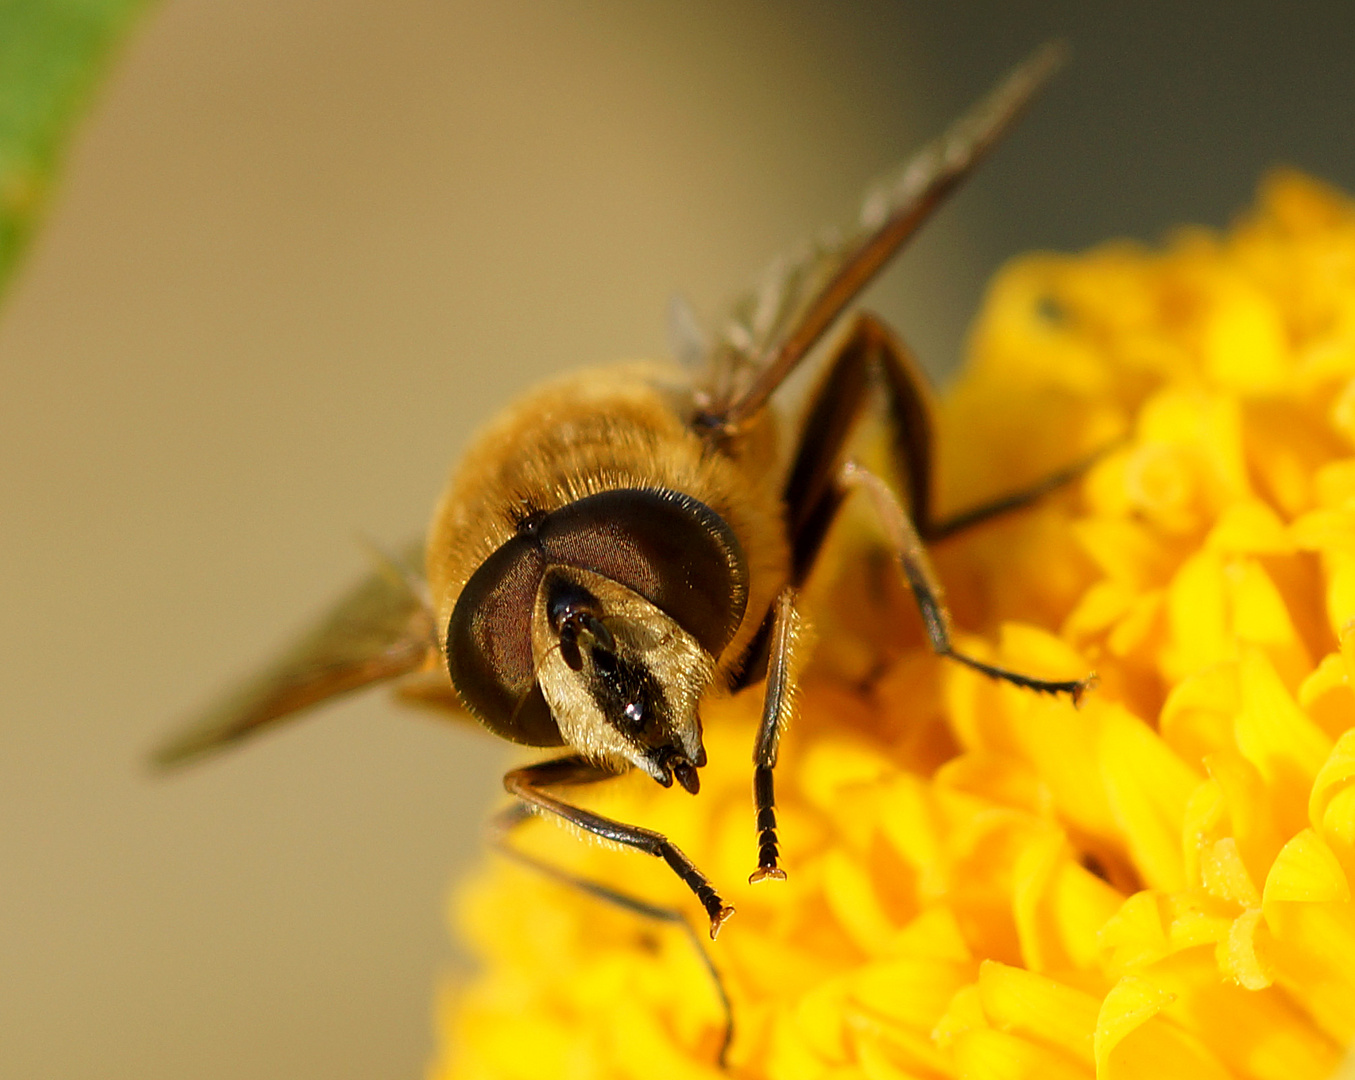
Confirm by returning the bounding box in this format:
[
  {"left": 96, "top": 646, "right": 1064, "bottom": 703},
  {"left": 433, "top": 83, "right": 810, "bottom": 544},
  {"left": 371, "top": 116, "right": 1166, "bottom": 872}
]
[
  {"left": 775, "top": 310, "right": 1090, "bottom": 699},
  {"left": 491, "top": 801, "right": 735, "bottom": 1067},
  {"left": 749, "top": 587, "right": 800, "bottom": 884},
  {"left": 841, "top": 461, "right": 1091, "bottom": 701},
  {"left": 502, "top": 755, "right": 736, "bottom": 938},
  {"left": 781, "top": 312, "right": 935, "bottom": 585},
  {"left": 726, "top": 311, "right": 929, "bottom": 693},
  {"left": 783, "top": 310, "right": 1102, "bottom": 558}
]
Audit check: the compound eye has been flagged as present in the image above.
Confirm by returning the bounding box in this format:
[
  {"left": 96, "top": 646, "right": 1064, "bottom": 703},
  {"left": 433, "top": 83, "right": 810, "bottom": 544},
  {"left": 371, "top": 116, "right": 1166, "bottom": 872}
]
[
  {"left": 538, "top": 488, "right": 749, "bottom": 659},
  {"left": 445, "top": 538, "right": 563, "bottom": 747},
  {"left": 446, "top": 487, "right": 748, "bottom": 747}
]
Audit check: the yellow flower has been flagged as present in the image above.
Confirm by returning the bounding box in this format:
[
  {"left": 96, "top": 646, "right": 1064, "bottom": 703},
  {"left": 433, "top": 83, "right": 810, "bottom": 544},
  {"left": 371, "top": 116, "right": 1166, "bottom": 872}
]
[{"left": 430, "top": 172, "right": 1355, "bottom": 1080}]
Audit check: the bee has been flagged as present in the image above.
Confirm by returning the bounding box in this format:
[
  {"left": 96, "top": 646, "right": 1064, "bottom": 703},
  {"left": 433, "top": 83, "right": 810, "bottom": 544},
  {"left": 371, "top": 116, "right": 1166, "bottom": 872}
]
[{"left": 156, "top": 43, "right": 1089, "bottom": 949}]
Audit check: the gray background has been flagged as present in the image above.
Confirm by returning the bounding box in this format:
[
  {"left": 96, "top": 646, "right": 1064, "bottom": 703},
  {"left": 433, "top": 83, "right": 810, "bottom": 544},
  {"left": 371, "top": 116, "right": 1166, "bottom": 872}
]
[{"left": 3, "top": 2, "right": 1354, "bottom": 1078}]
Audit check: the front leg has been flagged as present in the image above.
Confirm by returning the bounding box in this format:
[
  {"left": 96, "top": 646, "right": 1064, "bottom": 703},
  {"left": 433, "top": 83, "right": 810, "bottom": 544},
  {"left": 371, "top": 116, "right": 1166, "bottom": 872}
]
[
  {"left": 492, "top": 799, "right": 735, "bottom": 1066},
  {"left": 503, "top": 755, "right": 736, "bottom": 938},
  {"left": 749, "top": 587, "right": 802, "bottom": 884}
]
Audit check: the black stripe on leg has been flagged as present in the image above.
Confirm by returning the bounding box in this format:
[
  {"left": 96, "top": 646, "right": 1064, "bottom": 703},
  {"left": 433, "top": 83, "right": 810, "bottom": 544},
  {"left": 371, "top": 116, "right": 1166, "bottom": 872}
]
[{"left": 749, "top": 766, "right": 786, "bottom": 883}]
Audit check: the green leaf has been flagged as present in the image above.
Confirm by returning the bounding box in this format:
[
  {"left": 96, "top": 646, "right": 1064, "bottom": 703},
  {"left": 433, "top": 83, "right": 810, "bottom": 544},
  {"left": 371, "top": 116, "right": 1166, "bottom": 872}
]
[{"left": 0, "top": 0, "right": 153, "bottom": 299}]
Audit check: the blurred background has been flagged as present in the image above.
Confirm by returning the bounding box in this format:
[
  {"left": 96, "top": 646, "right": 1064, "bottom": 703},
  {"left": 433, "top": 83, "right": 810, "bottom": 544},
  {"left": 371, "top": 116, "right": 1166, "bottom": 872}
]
[{"left": 3, "top": 1, "right": 1355, "bottom": 1077}]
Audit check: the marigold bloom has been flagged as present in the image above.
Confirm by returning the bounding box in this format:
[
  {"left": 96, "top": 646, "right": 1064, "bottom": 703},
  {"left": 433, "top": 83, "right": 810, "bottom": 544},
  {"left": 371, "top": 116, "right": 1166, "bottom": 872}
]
[{"left": 430, "top": 172, "right": 1355, "bottom": 1080}]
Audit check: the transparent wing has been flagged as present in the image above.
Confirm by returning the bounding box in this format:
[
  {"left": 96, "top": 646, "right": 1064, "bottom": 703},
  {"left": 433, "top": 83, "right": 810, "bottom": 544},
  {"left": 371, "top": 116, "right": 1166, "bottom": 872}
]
[
  {"left": 152, "top": 541, "right": 440, "bottom": 767},
  {"left": 697, "top": 42, "right": 1066, "bottom": 426}
]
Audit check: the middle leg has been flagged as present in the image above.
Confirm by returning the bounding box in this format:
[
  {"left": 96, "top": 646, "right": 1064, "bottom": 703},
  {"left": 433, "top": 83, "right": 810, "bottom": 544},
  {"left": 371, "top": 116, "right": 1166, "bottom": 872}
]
[
  {"left": 841, "top": 459, "right": 1092, "bottom": 700},
  {"left": 780, "top": 310, "right": 1092, "bottom": 695},
  {"left": 746, "top": 311, "right": 1093, "bottom": 879}
]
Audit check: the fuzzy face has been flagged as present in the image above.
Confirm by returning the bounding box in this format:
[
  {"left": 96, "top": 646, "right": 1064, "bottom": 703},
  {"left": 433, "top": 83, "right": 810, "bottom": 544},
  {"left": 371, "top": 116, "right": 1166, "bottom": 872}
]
[{"left": 530, "top": 566, "right": 714, "bottom": 791}]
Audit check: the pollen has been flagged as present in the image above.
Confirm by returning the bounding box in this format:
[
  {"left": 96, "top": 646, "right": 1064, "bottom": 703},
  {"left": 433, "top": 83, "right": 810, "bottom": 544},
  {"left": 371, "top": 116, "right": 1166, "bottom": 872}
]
[{"left": 429, "top": 171, "right": 1355, "bottom": 1079}]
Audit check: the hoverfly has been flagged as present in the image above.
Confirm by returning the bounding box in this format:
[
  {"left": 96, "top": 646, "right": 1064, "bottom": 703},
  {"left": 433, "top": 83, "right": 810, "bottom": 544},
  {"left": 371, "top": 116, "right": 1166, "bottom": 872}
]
[{"left": 156, "top": 43, "right": 1090, "bottom": 952}]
